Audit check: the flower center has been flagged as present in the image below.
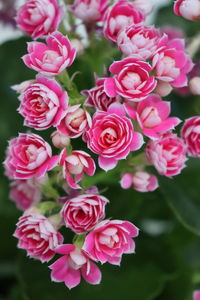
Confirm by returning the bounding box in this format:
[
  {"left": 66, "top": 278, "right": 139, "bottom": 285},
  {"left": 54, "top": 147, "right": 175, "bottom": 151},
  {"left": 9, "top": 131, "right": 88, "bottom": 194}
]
[
  {"left": 122, "top": 72, "right": 142, "bottom": 90},
  {"left": 43, "top": 50, "right": 59, "bottom": 64},
  {"left": 140, "top": 107, "right": 161, "bottom": 128}
]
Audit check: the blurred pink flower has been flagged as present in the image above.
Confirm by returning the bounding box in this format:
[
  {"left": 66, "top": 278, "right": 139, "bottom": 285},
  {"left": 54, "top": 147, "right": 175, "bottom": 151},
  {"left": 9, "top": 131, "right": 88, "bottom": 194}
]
[
  {"left": 181, "top": 116, "right": 200, "bottom": 157},
  {"left": 174, "top": 0, "right": 200, "bottom": 21}
]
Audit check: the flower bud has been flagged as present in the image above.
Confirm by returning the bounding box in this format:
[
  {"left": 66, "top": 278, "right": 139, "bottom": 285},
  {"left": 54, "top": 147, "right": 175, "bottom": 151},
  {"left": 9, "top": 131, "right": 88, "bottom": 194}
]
[
  {"left": 71, "top": 39, "right": 84, "bottom": 56},
  {"left": 51, "top": 131, "right": 70, "bottom": 148},
  {"left": 154, "top": 82, "right": 173, "bottom": 97},
  {"left": 189, "top": 77, "right": 200, "bottom": 95}
]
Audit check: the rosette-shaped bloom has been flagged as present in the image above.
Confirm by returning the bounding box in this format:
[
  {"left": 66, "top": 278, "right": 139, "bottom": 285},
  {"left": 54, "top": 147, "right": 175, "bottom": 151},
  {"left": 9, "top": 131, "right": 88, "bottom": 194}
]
[
  {"left": 4, "top": 133, "right": 58, "bottom": 179},
  {"left": 174, "top": 0, "right": 200, "bottom": 21},
  {"left": 181, "top": 116, "right": 200, "bottom": 157},
  {"left": 16, "top": 0, "right": 63, "bottom": 40},
  {"left": 83, "top": 220, "right": 139, "bottom": 265},
  {"left": 104, "top": 57, "right": 157, "bottom": 102},
  {"left": 14, "top": 213, "right": 63, "bottom": 262},
  {"left": 146, "top": 132, "right": 187, "bottom": 177},
  {"left": 152, "top": 39, "right": 193, "bottom": 88},
  {"left": 104, "top": 0, "right": 144, "bottom": 42},
  {"left": 132, "top": 171, "right": 158, "bottom": 192},
  {"left": 85, "top": 103, "right": 144, "bottom": 171},
  {"left": 59, "top": 149, "right": 96, "bottom": 189},
  {"left": 194, "top": 291, "right": 200, "bottom": 300},
  {"left": 57, "top": 105, "right": 91, "bottom": 138},
  {"left": 22, "top": 32, "right": 76, "bottom": 76},
  {"left": 117, "top": 24, "right": 167, "bottom": 59},
  {"left": 61, "top": 194, "right": 109, "bottom": 234},
  {"left": 49, "top": 244, "right": 101, "bottom": 289},
  {"left": 17, "top": 75, "right": 68, "bottom": 130},
  {"left": 125, "top": 94, "right": 181, "bottom": 139}
]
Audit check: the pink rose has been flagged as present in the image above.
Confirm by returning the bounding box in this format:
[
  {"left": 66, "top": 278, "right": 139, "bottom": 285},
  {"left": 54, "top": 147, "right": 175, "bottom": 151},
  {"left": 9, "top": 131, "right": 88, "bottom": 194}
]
[
  {"left": 59, "top": 149, "right": 96, "bottom": 189},
  {"left": 85, "top": 103, "right": 144, "bottom": 171},
  {"left": 125, "top": 94, "right": 181, "bottom": 139},
  {"left": 104, "top": 0, "right": 144, "bottom": 42},
  {"left": 132, "top": 171, "right": 158, "bottom": 192},
  {"left": 194, "top": 291, "right": 200, "bottom": 300},
  {"left": 10, "top": 179, "right": 41, "bottom": 211},
  {"left": 181, "top": 116, "right": 200, "bottom": 157},
  {"left": 61, "top": 194, "right": 109, "bottom": 234},
  {"left": 22, "top": 32, "right": 76, "bottom": 76},
  {"left": 146, "top": 132, "right": 187, "bottom": 177},
  {"left": 174, "top": 0, "right": 200, "bottom": 21},
  {"left": 51, "top": 130, "right": 71, "bottom": 148},
  {"left": 16, "top": 0, "right": 63, "bottom": 40},
  {"left": 49, "top": 244, "right": 101, "bottom": 289},
  {"left": 17, "top": 75, "right": 68, "bottom": 130},
  {"left": 4, "top": 133, "right": 58, "bottom": 179},
  {"left": 104, "top": 57, "right": 157, "bottom": 102},
  {"left": 14, "top": 213, "right": 63, "bottom": 262},
  {"left": 83, "top": 219, "right": 139, "bottom": 265}
]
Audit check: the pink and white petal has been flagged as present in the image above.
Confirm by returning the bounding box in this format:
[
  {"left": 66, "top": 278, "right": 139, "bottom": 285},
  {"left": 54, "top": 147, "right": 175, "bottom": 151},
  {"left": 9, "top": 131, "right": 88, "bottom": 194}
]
[
  {"left": 49, "top": 256, "right": 69, "bottom": 283},
  {"left": 98, "top": 156, "right": 118, "bottom": 171},
  {"left": 124, "top": 103, "right": 137, "bottom": 120},
  {"left": 104, "top": 78, "right": 117, "bottom": 97},
  {"left": 108, "top": 103, "right": 126, "bottom": 116},
  {"left": 130, "top": 132, "right": 144, "bottom": 151},
  {"left": 55, "top": 244, "right": 75, "bottom": 255},
  {"left": 66, "top": 172, "right": 81, "bottom": 189},
  {"left": 64, "top": 268, "right": 81, "bottom": 289},
  {"left": 81, "top": 262, "right": 102, "bottom": 285}
]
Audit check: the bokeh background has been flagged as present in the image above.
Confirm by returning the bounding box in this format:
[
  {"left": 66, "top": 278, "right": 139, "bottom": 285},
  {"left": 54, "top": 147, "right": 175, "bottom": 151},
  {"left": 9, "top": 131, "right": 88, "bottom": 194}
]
[{"left": 1, "top": 0, "right": 200, "bottom": 299}]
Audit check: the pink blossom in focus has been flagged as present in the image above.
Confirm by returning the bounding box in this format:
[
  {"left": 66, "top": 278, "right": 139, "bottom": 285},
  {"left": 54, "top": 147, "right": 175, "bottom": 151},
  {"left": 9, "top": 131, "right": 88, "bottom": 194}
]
[
  {"left": 193, "top": 291, "right": 200, "bottom": 300},
  {"left": 83, "top": 219, "right": 139, "bottom": 265},
  {"left": 51, "top": 131, "right": 71, "bottom": 148},
  {"left": 22, "top": 32, "right": 76, "bottom": 76},
  {"left": 16, "top": 0, "right": 63, "bottom": 39},
  {"left": 174, "top": 0, "right": 200, "bottom": 21},
  {"left": 49, "top": 244, "right": 101, "bottom": 289},
  {"left": 132, "top": 171, "right": 158, "bottom": 192},
  {"left": 120, "top": 173, "right": 133, "bottom": 189},
  {"left": 14, "top": 213, "right": 63, "bottom": 262},
  {"left": 181, "top": 116, "right": 200, "bottom": 157}
]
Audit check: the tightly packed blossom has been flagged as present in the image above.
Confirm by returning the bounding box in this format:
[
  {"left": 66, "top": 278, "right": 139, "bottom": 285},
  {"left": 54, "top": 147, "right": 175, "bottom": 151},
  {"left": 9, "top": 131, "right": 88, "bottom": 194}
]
[
  {"left": 174, "top": 0, "right": 200, "bottom": 21},
  {"left": 181, "top": 116, "right": 200, "bottom": 157}
]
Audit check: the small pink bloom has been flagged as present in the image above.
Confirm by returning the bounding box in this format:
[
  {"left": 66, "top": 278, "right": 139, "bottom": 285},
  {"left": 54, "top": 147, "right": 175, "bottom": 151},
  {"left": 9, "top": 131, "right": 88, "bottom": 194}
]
[
  {"left": 10, "top": 179, "right": 41, "bottom": 211},
  {"left": 61, "top": 194, "right": 109, "bottom": 234},
  {"left": 161, "top": 25, "right": 185, "bottom": 41},
  {"left": 51, "top": 130, "right": 71, "bottom": 148},
  {"left": 120, "top": 173, "right": 133, "bottom": 189},
  {"left": 17, "top": 75, "right": 68, "bottom": 130},
  {"left": 104, "top": 0, "right": 144, "bottom": 42},
  {"left": 174, "top": 0, "right": 200, "bottom": 21},
  {"left": 189, "top": 77, "right": 200, "bottom": 95},
  {"left": 49, "top": 244, "right": 101, "bottom": 289},
  {"left": 181, "top": 116, "right": 200, "bottom": 157},
  {"left": 16, "top": 0, "right": 63, "bottom": 39},
  {"left": 146, "top": 132, "right": 187, "bottom": 177},
  {"left": 85, "top": 103, "right": 144, "bottom": 171},
  {"left": 132, "top": 171, "right": 158, "bottom": 192},
  {"left": 154, "top": 81, "right": 173, "bottom": 97},
  {"left": 59, "top": 149, "right": 96, "bottom": 189},
  {"left": 22, "top": 32, "right": 76, "bottom": 76},
  {"left": 105, "top": 57, "right": 157, "bottom": 102},
  {"left": 194, "top": 290, "right": 200, "bottom": 300},
  {"left": 4, "top": 133, "right": 58, "bottom": 179},
  {"left": 133, "top": 0, "right": 153, "bottom": 16},
  {"left": 14, "top": 213, "right": 63, "bottom": 262},
  {"left": 83, "top": 219, "right": 139, "bottom": 265},
  {"left": 125, "top": 94, "right": 181, "bottom": 139}
]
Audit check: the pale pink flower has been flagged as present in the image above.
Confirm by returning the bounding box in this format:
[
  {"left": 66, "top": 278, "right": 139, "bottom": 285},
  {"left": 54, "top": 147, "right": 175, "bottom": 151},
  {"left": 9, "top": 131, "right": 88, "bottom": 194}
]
[
  {"left": 51, "top": 131, "right": 70, "bottom": 148},
  {"left": 49, "top": 244, "right": 101, "bottom": 289},
  {"left": 104, "top": 57, "right": 157, "bottom": 102},
  {"left": 193, "top": 290, "right": 200, "bottom": 300},
  {"left": 84, "top": 103, "right": 144, "bottom": 171},
  {"left": 4, "top": 133, "right": 58, "bottom": 179},
  {"left": 83, "top": 219, "right": 139, "bottom": 265},
  {"left": 16, "top": 0, "right": 63, "bottom": 40},
  {"left": 181, "top": 116, "right": 200, "bottom": 157},
  {"left": 125, "top": 94, "right": 181, "bottom": 139},
  {"left": 133, "top": 0, "right": 153, "bottom": 16},
  {"left": 132, "top": 171, "right": 158, "bottom": 192},
  {"left": 59, "top": 149, "right": 96, "bottom": 189},
  {"left": 61, "top": 194, "right": 109, "bottom": 234},
  {"left": 14, "top": 213, "right": 63, "bottom": 262},
  {"left": 146, "top": 132, "right": 187, "bottom": 177},
  {"left": 22, "top": 32, "right": 76, "bottom": 76},
  {"left": 120, "top": 173, "right": 133, "bottom": 189},
  {"left": 189, "top": 77, "right": 200, "bottom": 95},
  {"left": 174, "top": 0, "right": 200, "bottom": 21},
  {"left": 104, "top": 0, "right": 144, "bottom": 42}
]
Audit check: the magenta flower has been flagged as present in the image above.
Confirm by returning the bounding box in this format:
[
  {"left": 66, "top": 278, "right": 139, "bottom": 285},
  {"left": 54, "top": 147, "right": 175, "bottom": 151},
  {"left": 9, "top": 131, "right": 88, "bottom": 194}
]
[
  {"left": 16, "top": 0, "right": 63, "bottom": 40},
  {"left": 85, "top": 103, "right": 144, "bottom": 171},
  {"left": 83, "top": 220, "right": 139, "bottom": 265},
  {"left": 104, "top": 57, "right": 157, "bottom": 102},
  {"left": 14, "top": 213, "right": 63, "bottom": 262},
  {"left": 59, "top": 149, "right": 96, "bottom": 189},
  {"left": 125, "top": 94, "right": 181, "bottom": 139},
  {"left": 181, "top": 116, "right": 200, "bottom": 157},
  {"left": 174, "top": 0, "right": 200, "bottom": 21},
  {"left": 193, "top": 290, "right": 200, "bottom": 300},
  {"left": 4, "top": 133, "right": 58, "bottom": 179},
  {"left": 22, "top": 32, "right": 76, "bottom": 76}
]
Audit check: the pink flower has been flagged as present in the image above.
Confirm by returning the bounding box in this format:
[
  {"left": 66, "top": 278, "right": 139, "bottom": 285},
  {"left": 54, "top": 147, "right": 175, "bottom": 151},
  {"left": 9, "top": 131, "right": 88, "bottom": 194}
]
[
  {"left": 16, "top": 0, "right": 63, "bottom": 40},
  {"left": 146, "top": 132, "right": 187, "bottom": 177},
  {"left": 132, "top": 171, "right": 158, "bottom": 192},
  {"left": 17, "top": 75, "right": 68, "bottom": 130},
  {"left": 83, "top": 219, "right": 139, "bottom": 265},
  {"left": 120, "top": 173, "right": 133, "bottom": 189},
  {"left": 85, "top": 103, "right": 144, "bottom": 171},
  {"left": 22, "top": 32, "right": 76, "bottom": 76},
  {"left": 181, "top": 116, "right": 200, "bottom": 157},
  {"left": 51, "top": 131, "right": 71, "bottom": 148},
  {"left": 104, "top": 57, "right": 157, "bottom": 102},
  {"left": 152, "top": 38, "right": 193, "bottom": 88},
  {"left": 61, "top": 194, "right": 109, "bottom": 234},
  {"left": 59, "top": 149, "right": 96, "bottom": 189},
  {"left": 4, "top": 133, "right": 58, "bottom": 179},
  {"left": 49, "top": 244, "right": 101, "bottom": 289},
  {"left": 14, "top": 213, "right": 63, "bottom": 262},
  {"left": 174, "top": 0, "right": 200, "bottom": 21},
  {"left": 125, "top": 94, "right": 181, "bottom": 139},
  {"left": 193, "top": 291, "right": 200, "bottom": 300},
  {"left": 57, "top": 105, "right": 91, "bottom": 138},
  {"left": 104, "top": 0, "right": 144, "bottom": 42}
]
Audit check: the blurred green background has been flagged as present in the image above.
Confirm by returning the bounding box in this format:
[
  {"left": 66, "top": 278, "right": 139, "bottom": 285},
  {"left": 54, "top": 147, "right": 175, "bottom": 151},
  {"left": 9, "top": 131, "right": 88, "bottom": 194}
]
[{"left": 1, "top": 2, "right": 200, "bottom": 299}]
